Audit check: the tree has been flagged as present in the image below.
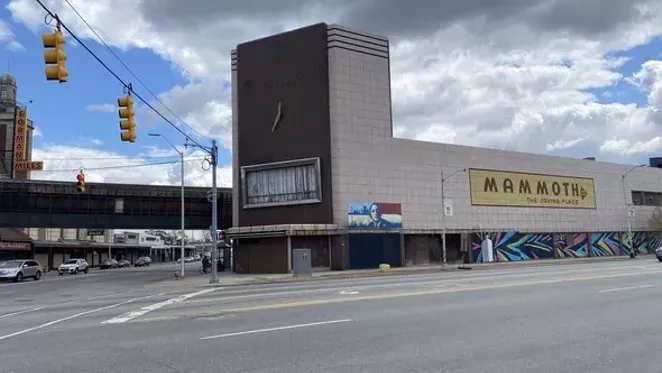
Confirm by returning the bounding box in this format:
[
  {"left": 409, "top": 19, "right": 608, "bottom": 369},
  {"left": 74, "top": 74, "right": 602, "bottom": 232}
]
[{"left": 648, "top": 206, "right": 662, "bottom": 231}]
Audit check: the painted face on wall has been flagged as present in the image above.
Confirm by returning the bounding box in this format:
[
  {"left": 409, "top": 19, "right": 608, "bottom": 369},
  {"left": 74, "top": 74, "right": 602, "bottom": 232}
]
[{"left": 369, "top": 203, "right": 381, "bottom": 221}]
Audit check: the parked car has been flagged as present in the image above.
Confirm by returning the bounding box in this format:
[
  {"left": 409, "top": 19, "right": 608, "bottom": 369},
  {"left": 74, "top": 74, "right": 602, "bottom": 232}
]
[
  {"left": 0, "top": 260, "right": 42, "bottom": 282},
  {"left": 58, "top": 258, "right": 89, "bottom": 275},
  {"left": 99, "top": 259, "right": 119, "bottom": 269},
  {"left": 118, "top": 259, "right": 131, "bottom": 268},
  {"left": 135, "top": 257, "right": 151, "bottom": 267},
  {"left": 656, "top": 247, "right": 662, "bottom": 262}
]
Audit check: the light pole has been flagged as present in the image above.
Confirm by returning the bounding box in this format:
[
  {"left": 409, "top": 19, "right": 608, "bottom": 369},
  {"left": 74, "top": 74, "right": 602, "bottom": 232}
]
[
  {"left": 622, "top": 164, "right": 646, "bottom": 257},
  {"left": 149, "top": 133, "right": 186, "bottom": 277},
  {"left": 441, "top": 167, "right": 467, "bottom": 267},
  {"left": 188, "top": 139, "right": 220, "bottom": 283}
]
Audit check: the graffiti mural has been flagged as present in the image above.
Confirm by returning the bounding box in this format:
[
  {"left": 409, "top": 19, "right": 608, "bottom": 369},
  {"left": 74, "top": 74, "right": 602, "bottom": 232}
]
[
  {"left": 622, "top": 232, "right": 648, "bottom": 255},
  {"left": 648, "top": 232, "right": 662, "bottom": 254},
  {"left": 470, "top": 232, "right": 554, "bottom": 263},
  {"left": 635, "top": 232, "right": 649, "bottom": 254},
  {"left": 470, "top": 232, "right": 488, "bottom": 263},
  {"left": 590, "top": 232, "right": 620, "bottom": 256},
  {"left": 554, "top": 233, "right": 588, "bottom": 258}
]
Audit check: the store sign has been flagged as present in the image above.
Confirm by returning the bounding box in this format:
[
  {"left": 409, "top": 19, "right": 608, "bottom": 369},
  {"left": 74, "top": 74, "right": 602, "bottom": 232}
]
[
  {"left": 14, "top": 161, "right": 44, "bottom": 171},
  {"left": 0, "top": 241, "right": 31, "bottom": 251},
  {"left": 13, "top": 108, "right": 27, "bottom": 161},
  {"left": 469, "top": 169, "right": 597, "bottom": 209}
]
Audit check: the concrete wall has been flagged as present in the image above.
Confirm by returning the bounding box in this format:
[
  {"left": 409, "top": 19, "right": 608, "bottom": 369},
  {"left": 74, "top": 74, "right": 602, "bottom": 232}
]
[{"left": 327, "top": 25, "right": 662, "bottom": 234}]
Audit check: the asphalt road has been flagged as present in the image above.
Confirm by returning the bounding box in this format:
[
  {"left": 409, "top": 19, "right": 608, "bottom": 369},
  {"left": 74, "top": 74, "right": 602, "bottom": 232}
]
[{"left": 2, "top": 259, "right": 662, "bottom": 372}]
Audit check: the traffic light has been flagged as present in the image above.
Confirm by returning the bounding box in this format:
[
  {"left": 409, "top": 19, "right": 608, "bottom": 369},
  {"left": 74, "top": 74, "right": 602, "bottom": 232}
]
[
  {"left": 76, "top": 170, "right": 86, "bottom": 193},
  {"left": 42, "top": 25, "right": 68, "bottom": 83},
  {"left": 118, "top": 93, "right": 136, "bottom": 143}
]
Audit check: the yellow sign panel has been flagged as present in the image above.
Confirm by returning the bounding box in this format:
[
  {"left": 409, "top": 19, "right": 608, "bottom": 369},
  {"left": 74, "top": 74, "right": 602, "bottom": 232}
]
[
  {"left": 13, "top": 108, "right": 28, "bottom": 161},
  {"left": 14, "top": 161, "right": 44, "bottom": 171},
  {"left": 469, "top": 168, "right": 597, "bottom": 209}
]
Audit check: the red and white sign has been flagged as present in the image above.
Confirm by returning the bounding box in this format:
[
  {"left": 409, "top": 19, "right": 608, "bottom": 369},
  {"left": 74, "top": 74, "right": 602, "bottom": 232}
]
[
  {"left": 0, "top": 242, "right": 31, "bottom": 251},
  {"left": 14, "top": 161, "right": 44, "bottom": 171},
  {"left": 218, "top": 231, "right": 224, "bottom": 240},
  {"left": 13, "top": 108, "right": 27, "bottom": 161}
]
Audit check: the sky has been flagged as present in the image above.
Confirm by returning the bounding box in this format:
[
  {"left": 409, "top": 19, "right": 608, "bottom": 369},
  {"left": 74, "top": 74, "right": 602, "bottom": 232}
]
[{"left": 2, "top": 0, "right": 662, "bottom": 189}]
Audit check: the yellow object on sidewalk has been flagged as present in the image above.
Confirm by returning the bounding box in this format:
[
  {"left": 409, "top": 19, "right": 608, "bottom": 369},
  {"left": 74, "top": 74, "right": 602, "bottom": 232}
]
[{"left": 378, "top": 263, "right": 391, "bottom": 272}]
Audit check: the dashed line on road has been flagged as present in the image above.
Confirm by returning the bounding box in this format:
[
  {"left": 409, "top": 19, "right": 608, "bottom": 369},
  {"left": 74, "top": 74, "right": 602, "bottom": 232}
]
[
  {"left": 200, "top": 319, "right": 352, "bottom": 340},
  {"left": 599, "top": 284, "right": 654, "bottom": 293},
  {"left": 101, "top": 288, "right": 216, "bottom": 324},
  {"left": 0, "top": 306, "right": 45, "bottom": 320},
  {"left": 0, "top": 294, "right": 161, "bottom": 342}
]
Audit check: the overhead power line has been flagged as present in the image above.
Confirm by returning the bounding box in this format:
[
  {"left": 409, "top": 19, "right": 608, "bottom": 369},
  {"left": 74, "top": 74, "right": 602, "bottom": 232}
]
[
  {"left": 37, "top": 158, "right": 205, "bottom": 173},
  {"left": 33, "top": 0, "right": 207, "bottom": 150},
  {"left": 61, "top": 0, "right": 212, "bottom": 143},
  {"left": 39, "top": 155, "right": 187, "bottom": 161}
]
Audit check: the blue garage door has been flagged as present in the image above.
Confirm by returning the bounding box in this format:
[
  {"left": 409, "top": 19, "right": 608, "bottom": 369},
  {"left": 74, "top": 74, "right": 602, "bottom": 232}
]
[{"left": 348, "top": 233, "right": 401, "bottom": 270}]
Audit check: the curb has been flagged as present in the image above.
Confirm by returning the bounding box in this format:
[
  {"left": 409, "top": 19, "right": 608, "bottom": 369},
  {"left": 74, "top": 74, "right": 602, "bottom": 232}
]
[{"left": 181, "top": 254, "right": 655, "bottom": 288}]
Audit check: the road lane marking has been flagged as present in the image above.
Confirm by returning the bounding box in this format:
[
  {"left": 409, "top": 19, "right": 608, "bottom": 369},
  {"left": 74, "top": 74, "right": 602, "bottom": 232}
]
[
  {"left": 0, "top": 306, "right": 45, "bottom": 320},
  {"left": 340, "top": 290, "right": 359, "bottom": 295},
  {"left": 101, "top": 288, "right": 215, "bottom": 324},
  {"left": 0, "top": 294, "right": 159, "bottom": 342},
  {"left": 200, "top": 319, "right": 352, "bottom": 340},
  {"left": 185, "top": 266, "right": 654, "bottom": 305},
  {"left": 211, "top": 270, "right": 662, "bottom": 313},
  {"left": 599, "top": 284, "right": 654, "bottom": 293}
]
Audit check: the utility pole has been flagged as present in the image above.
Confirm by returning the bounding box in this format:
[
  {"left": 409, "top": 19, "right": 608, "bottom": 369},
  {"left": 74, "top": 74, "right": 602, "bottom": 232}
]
[
  {"left": 622, "top": 164, "right": 646, "bottom": 257},
  {"left": 210, "top": 140, "right": 219, "bottom": 283},
  {"left": 441, "top": 167, "right": 466, "bottom": 267}
]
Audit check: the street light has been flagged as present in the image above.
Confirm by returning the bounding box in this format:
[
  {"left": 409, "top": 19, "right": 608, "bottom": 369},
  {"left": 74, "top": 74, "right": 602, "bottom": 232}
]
[
  {"left": 622, "top": 164, "right": 646, "bottom": 258},
  {"left": 441, "top": 167, "right": 467, "bottom": 267},
  {"left": 149, "top": 133, "right": 186, "bottom": 276}
]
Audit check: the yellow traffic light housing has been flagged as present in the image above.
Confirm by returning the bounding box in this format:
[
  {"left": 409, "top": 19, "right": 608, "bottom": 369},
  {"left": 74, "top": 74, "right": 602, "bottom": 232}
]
[
  {"left": 42, "top": 26, "right": 68, "bottom": 83},
  {"left": 76, "top": 170, "right": 86, "bottom": 193},
  {"left": 118, "top": 93, "right": 136, "bottom": 143}
]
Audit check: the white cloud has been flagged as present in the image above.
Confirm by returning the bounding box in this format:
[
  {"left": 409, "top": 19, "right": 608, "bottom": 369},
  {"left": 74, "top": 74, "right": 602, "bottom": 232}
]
[
  {"left": 90, "top": 138, "right": 103, "bottom": 146},
  {"left": 6, "top": 40, "right": 25, "bottom": 52},
  {"left": 86, "top": 103, "right": 115, "bottom": 113},
  {"left": 8, "top": 0, "right": 662, "bottom": 171},
  {"left": 0, "top": 19, "right": 23, "bottom": 52},
  {"left": 32, "top": 127, "right": 42, "bottom": 138},
  {"left": 32, "top": 145, "right": 232, "bottom": 187}
]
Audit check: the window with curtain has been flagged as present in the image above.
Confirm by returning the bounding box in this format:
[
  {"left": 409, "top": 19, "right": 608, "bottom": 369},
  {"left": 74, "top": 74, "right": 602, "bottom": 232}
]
[{"left": 243, "top": 159, "right": 321, "bottom": 208}]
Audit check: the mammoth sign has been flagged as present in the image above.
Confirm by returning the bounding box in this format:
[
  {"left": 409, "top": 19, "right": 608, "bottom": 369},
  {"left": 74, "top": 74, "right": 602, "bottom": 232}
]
[{"left": 469, "top": 169, "right": 597, "bottom": 209}]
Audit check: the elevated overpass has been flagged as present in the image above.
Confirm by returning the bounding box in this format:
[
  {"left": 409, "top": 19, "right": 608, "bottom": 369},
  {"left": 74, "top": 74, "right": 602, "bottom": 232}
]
[{"left": 0, "top": 179, "right": 232, "bottom": 229}]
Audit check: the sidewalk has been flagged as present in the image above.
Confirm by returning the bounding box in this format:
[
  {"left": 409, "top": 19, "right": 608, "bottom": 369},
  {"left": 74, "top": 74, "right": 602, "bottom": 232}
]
[{"left": 163, "top": 254, "right": 653, "bottom": 288}]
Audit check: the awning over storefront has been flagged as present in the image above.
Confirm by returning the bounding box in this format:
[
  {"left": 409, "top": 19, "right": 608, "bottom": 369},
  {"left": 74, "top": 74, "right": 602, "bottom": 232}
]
[{"left": 0, "top": 228, "right": 32, "bottom": 252}]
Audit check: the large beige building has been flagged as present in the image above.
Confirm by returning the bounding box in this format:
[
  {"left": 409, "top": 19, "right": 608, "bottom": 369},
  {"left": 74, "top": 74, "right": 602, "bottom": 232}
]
[{"left": 234, "top": 24, "right": 661, "bottom": 272}]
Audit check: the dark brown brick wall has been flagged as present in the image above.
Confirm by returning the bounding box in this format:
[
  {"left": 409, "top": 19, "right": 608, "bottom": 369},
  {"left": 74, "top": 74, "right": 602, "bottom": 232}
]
[{"left": 235, "top": 23, "right": 333, "bottom": 227}]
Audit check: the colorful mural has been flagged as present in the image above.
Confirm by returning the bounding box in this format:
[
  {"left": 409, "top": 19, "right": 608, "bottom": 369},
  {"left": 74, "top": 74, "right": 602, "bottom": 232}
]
[
  {"left": 348, "top": 202, "right": 402, "bottom": 230},
  {"left": 590, "top": 232, "right": 620, "bottom": 256},
  {"left": 622, "top": 232, "right": 649, "bottom": 255},
  {"left": 648, "top": 233, "right": 662, "bottom": 254},
  {"left": 554, "top": 233, "right": 588, "bottom": 258},
  {"left": 470, "top": 232, "right": 554, "bottom": 262}
]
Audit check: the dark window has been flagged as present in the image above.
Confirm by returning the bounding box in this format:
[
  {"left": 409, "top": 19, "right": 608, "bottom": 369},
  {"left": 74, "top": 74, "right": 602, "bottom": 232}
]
[
  {"left": 632, "top": 190, "right": 662, "bottom": 206},
  {"left": 242, "top": 157, "right": 322, "bottom": 208}
]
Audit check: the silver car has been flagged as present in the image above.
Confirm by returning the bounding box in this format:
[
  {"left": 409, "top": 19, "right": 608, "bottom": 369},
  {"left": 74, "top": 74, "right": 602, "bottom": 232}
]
[
  {"left": 0, "top": 260, "right": 43, "bottom": 282},
  {"left": 58, "top": 258, "right": 89, "bottom": 275}
]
